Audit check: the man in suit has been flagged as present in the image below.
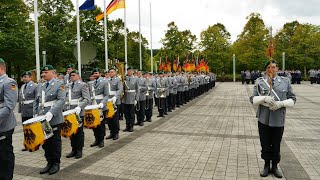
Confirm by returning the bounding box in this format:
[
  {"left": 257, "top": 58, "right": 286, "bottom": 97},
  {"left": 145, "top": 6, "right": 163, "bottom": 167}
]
[
  {"left": 122, "top": 67, "right": 139, "bottom": 132},
  {"left": 33, "top": 65, "right": 66, "bottom": 175},
  {"left": 64, "top": 70, "right": 90, "bottom": 159},
  {"left": 105, "top": 68, "right": 123, "bottom": 140},
  {"left": 89, "top": 68, "right": 109, "bottom": 148},
  {"left": 18, "top": 71, "right": 38, "bottom": 151},
  {"left": 250, "top": 60, "right": 296, "bottom": 178},
  {"left": 0, "top": 58, "right": 18, "bottom": 180}
]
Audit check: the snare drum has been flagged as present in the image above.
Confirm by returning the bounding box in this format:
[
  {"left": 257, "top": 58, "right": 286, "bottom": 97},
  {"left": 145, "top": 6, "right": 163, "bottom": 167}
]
[
  {"left": 84, "top": 105, "right": 101, "bottom": 129},
  {"left": 61, "top": 109, "right": 79, "bottom": 138},
  {"left": 106, "top": 101, "right": 115, "bottom": 118},
  {"left": 22, "top": 116, "right": 53, "bottom": 152}
]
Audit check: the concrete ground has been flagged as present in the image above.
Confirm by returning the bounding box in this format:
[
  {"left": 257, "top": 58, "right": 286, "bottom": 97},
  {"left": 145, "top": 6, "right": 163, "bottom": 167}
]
[{"left": 13, "top": 82, "right": 320, "bottom": 180}]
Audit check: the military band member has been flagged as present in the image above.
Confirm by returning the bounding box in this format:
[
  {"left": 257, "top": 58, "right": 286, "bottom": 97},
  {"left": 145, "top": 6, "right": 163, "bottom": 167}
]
[
  {"left": 167, "top": 72, "right": 175, "bottom": 112},
  {"left": 144, "top": 72, "right": 155, "bottom": 122},
  {"left": 135, "top": 70, "right": 147, "bottom": 126},
  {"left": 105, "top": 68, "right": 122, "bottom": 140},
  {"left": 172, "top": 73, "right": 178, "bottom": 110},
  {"left": 64, "top": 64, "right": 74, "bottom": 84},
  {"left": 122, "top": 67, "right": 140, "bottom": 132},
  {"left": 33, "top": 65, "right": 66, "bottom": 175},
  {"left": 65, "top": 70, "right": 90, "bottom": 159},
  {"left": 183, "top": 73, "right": 189, "bottom": 103},
  {"left": 163, "top": 73, "right": 170, "bottom": 115},
  {"left": 155, "top": 72, "right": 167, "bottom": 117},
  {"left": 0, "top": 58, "right": 18, "bottom": 180},
  {"left": 250, "top": 60, "right": 296, "bottom": 178},
  {"left": 176, "top": 72, "right": 183, "bottom": 107},
  {"left": 18, "top": 71, "right": 38, "bottom": 151},
  {"left": 90, "top": 68, "right": 109, "bottom": 148}
]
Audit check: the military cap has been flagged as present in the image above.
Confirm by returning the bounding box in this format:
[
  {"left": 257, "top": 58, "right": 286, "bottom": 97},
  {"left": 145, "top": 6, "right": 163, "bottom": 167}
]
[
  {"left": 41, "top": 65, "right": 55, "bottom": 72},
  {"left": 264, "top": 60, "right": 278, "bottom": 70},
  {"left": 127, "top": 66, "right": 133, "bottom": 71},
  {"left": 158, "top": 71, "right": 163, "bottom": 75},
  {"left": 108, "top": 67, "right": 116, "bottom": 72},
  {"left": 20, "top": 71, "right": 32, "bottom": 77},
  {"left": 0, "top": 58, "right": 5, "bottom": 63},
  {"left": 70, "top": 70, "right": 79, "bottom": 75},
  {"left": 92, "top": 67, "right": 101, "bottom": 73},
  {"left": 66, "top": 64, "right": 74, "bottom": 69},
  {"left": 104, "top": 70, "right": 109, "bottom": 74}
]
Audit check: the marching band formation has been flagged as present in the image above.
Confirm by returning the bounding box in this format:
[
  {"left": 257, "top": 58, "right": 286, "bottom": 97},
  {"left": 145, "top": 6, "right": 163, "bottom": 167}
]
[{"left": 0, "top": 59, "right": 216, "bottom": 179}]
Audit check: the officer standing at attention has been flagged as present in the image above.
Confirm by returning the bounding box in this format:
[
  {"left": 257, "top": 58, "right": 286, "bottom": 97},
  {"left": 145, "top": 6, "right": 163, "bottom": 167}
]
[
  {"left": 64, "top": 64, "right": 74, "bottom": 84},
  {"left": 65, "top": 70, "right": 90, "bottom": 159},
  {"left": 135, "top": 70, "right": 147, "bottom": 126},
  {"left": 105, "top": 68, "right": 122, "bottom": 140},
  {"left": 90, "top": 68, "right": 109, "bottom": 148},
  {"left": 155, "top": 72, "right": 167, "bottom": 117},
  {"left": 122, "top": 67, "right": 140, "bottom": 132},
  {"left": 144, "top": 72, "right": 156, "bottom": 122},
  {"left": 0, "top": 58, "right": 18, "bottom": 180},
  {"left": 33, "top": 65, "right": 66, "bottom": 175},
  {"left": 18, "top": 71, "right": 38, "bottom": 151},
  {"left": 250, "top": 60, "right": 296, "bottom": 178}
]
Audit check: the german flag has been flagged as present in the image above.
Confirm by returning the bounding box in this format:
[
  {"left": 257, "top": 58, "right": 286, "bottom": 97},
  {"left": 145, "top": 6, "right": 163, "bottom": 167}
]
[{"left": 96, "top": 0, "right": 126, "bottom": 21}]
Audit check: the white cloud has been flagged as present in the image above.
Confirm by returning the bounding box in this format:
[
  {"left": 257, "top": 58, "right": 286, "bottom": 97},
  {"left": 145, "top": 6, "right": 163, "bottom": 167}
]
[{"left": 73, "top": 0, "right": 320, "bottom": 49}]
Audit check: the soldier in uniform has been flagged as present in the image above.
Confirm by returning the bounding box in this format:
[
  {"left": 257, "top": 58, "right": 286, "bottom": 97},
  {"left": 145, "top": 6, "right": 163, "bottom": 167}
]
[
  {"left": 33, "top": 65, "right": 66, "bottom": 175},
  {"left": 0, "top": 58, "right": 18, "bottom": 180},
  {"left": 176, "top": 72, "right": 184, "bottom": 107},
  {"left": 64, "top": 70, "right": 90, "bottom": 159},
  {"left": 144, "top": 72, "right": 155, "bottom": 122},
  {"left": 105, "top": 68, "right": 122, "bottom": 140},
  {"left": 89, "top": 68, "right": 109, "bottom": 148},
  {"left": 18, "top": 71, "right": 38, "bottom": 151},
  {"left": 64, "top": 64, "right": 74, "bottom": 84},
  {"left": 171, "top": 72, "right": 178, "bottom": 110},
  {"left": 250, "top": 60, "right": 296, "bottom": 178},
  {"left": 167, "top": 72, "right": 175, "bottom": 112},
  {"left": 122, "top": 67, "right": 140, "bottom": 132},
  {"left": 155, "top": 72, "right": 167, "bottom": 117},
  {"left": 135, "top": 70, "right": 147, "bottom": 126}
]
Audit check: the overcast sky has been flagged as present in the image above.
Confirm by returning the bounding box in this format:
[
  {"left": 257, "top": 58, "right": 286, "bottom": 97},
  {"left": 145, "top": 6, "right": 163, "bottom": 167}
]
[{"left": 73, "top": 0, "right": 320, "bottom": 49}]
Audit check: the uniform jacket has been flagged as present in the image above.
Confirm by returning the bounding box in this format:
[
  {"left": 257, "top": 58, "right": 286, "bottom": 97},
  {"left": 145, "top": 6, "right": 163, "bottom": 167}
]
[
  {"left": 91, "top": 77, "right": 109, "bottom": 111},
  {"left": 106, "top": 77, "right": 123, "bottom": 105},
  {"left": 146, "top": 77, "right": 156, "bottom": 100},
  {"left": 0, "top": 74, "right": 18, "bottom": 133},
  {"left": 155, "top": 78, "right": 167, "bottom": 99},
  {"left": 122, "top": 75, "right": 140, "bottom": 105},
  {"left": 18, "top": 81, "right": 38, "bottom": 118},
  {"left": 65, "top": 80, "right": 90, "bottom": 116},
  {"left": 250, "top": 75, "right": 296, "bottom": 127}
]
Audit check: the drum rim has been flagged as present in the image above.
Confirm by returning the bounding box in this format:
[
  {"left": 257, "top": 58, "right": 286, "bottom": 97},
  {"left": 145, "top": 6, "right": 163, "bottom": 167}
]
[
  {"left": 23, "top": 116, "right": 46, "bottom": 125},
  {"left": 63, "top": 109, "right": 77, "bottom": 116},
  {"left": 84, "top": 105, "right": 101, "bottom": 110}
]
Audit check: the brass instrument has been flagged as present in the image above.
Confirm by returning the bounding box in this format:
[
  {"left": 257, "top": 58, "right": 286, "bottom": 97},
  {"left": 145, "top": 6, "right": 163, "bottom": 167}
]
[
  {"left": 157, "top": 78, "right": 166, "bottom": 110},
  {"left": 115, "top": 62, "right": 126, "bottom": 99}
]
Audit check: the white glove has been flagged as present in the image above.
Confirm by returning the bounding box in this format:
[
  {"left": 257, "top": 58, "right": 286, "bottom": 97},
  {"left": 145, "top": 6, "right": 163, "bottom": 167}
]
[
  {"left": 45, "top": 112, "right": 53, "bottom": 122},
  {"left": 252, "top": 96, "right": 274, "bottom": 106},
  {"left": 264, "top": 96, "right": 276, "bottom": 105},
  {"left": 134, "top": 100, "right": 137, "bottom": 106},
  {"left": 75, "top": 106, "right": 81, "bottom": 115},
  {"left": 111, "top": 96, "right": 117, "bottom": 104},
  {"left": 269, "top": 99, "right": 294, "bottom": 111},
  {"left": 98, "top": 103, "right": 104, "bottom": 109}
]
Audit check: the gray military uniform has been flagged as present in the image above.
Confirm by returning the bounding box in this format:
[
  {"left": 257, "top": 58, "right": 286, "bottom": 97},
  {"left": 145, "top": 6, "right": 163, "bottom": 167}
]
[
  {"left": 33, "top": 78, "right": 66, "bottom": 126},
  {"left": 0, "top": 74, "right": 18, "bottom": 133},
  {"left": 146, "top": 77, "right": 156, "bottom": 99},
  {"left": 65, "top": 80, "right": 90, "bottom": 116},
  {"left": 122, "top": 76, "right": 140, "bottom": 105},
  {"left": 137, "top": 77, "right": 147, "bottom": 101},
  {"left": 106, "top": 77, "right": 123, "bottom": 105},
  {"left": 91, "top": 77, "right": 109, "bottom": 111},
  {"left": 250, "top": 76, "right": 296, "bottom": 127},
  {"left": 18, "top": 81, "right": 38, "bottom": 118},
  {"left": 64, "top": 74, "right": 70, "bottom": 84}
]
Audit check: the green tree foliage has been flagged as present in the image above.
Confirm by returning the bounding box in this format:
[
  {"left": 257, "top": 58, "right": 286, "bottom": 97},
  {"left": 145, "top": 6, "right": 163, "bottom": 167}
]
[{"left": 0, "top": 0, "right": 33, "bottom": 77}]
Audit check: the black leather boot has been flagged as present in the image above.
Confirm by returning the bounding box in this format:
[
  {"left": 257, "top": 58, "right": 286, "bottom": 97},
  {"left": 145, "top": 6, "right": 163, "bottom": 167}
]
[
  {"left": 98, "top": 140, "right": 104, "bottom": 148},
  {"left": 128, "top": 125, "right": 133, "bottom": 132},
  {"left": 66, "top": 149, "right": 76, "bottom": 158},
  {"left": 272, "top": 162, "right": 283, "bottom": 178},
  {"left": 260, "top": 160, "right": 270, "bottom": 177},
  {"left": 48, "top": 163, "right": 60, "bottom": 175},
  {"left": 123, "top": 126, "right": 129, "bottom": 132},
  {"left": 75, "top": 149, "right": 83, "bottom": 159},
  {"left": 40, "top": 163, "right": 53, "bottom": 174},
  {"left": 113, "top": 134, "right": 119, "bottom": 140},
  {"left": 105, "top": 134, "right": 114, "bottom": 139},
  {"left": 90, "top": 140, "right": 99, "bottom": 147}
]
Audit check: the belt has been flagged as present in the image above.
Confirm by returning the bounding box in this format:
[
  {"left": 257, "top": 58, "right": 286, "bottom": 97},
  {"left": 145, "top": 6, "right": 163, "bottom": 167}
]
[
  {"left": 43, "top": 101, "right": 55, "bottom": 108},
  {"left": 125, "top": 90, "right": 136, "bottom": 93},
  {"left": 0, "top": 136, "right": 6, "bottom": 141},
  {"left": 23, "top": 100, "right": 34, "bottom": 105},
  {"left": 109, "top": 91, "right": 117, "bottom": 95},
  {"left": 68, "top": 99, "right": 80, "bottom": 106},
  {"left": 95, "top": 95, "right": 104, "bottom": 100}
]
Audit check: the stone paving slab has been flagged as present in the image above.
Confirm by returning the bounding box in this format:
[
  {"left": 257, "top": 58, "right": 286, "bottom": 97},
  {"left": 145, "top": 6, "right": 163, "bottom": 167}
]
[{"left": 12, "top": 81, "right": 320, "bottom": 180}]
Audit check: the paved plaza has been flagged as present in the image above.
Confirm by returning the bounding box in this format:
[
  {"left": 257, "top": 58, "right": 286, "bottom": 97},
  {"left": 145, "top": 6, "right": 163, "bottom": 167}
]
[{"left": 13, "top": 82, "right": 320, "bottom": 180}]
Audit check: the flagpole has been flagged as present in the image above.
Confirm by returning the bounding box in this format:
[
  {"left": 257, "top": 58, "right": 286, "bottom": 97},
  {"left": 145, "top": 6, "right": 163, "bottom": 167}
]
[
  {"left": 104, "top": 0, "right": 108, "bottom": 70},
  {"left": 138, "top": 0, "right": 142, "bottom": 70},
  {"left": 124, "top": 2, "right": 128, "bottom": 74},
  {"left": 150, "top": 2, "right": 153, "bottom": 73},
  {"left": 76, "top": 0, "right": 82, "bottom": 77},
  {"left": 34, "top": 0, "right": 40, "bottom": 82}
]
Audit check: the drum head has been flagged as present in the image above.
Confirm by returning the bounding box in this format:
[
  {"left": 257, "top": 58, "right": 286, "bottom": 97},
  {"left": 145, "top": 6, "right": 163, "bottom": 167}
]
[
  {"left": 85, "top": 105, "right": 100, "bottom": 110},
  {"left": 63, "top": 109, "right": 77, "bottom": 116},
  {"left": 23, "top": 116, "right": 46, "bottom": 125}
]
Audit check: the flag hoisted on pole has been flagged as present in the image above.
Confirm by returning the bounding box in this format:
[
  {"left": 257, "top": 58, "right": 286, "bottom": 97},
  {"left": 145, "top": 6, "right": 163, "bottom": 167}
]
[
  {"left": 78, "top": 0, "right": 95, "bottom": 77},
  {"left": 149, "top": 2, "right": 153, "bottom": 73},
  {"left": 138, "top": 0, "right": 142, "bottom": 70},
  {"left": 96, "top": 0, "right": 126, "bottom": 21},
  {"left": 34, "top": 0, "right": 40, "bottom": 82}
]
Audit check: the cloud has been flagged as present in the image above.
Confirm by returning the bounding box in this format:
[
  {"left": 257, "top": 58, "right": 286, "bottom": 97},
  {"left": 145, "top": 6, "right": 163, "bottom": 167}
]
[{"left": 73, "top": 0, "right": 320, "bottom": 49}]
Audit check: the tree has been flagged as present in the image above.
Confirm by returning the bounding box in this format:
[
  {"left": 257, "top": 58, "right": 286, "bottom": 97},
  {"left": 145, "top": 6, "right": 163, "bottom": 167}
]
[
  {"left": 0, "top": 0, "right": 34, "bottom": 77},
  {"left": 200, "top": 23, "right": 231, "bottom": 73},
  {"left": 232, "top": 13, "right": 269, "bottom": 71}
]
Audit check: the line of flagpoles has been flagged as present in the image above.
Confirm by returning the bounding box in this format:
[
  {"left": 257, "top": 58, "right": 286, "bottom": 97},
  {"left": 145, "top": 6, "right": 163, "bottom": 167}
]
[{"left": 33, "top": 0, "right": 148, "bottom": 81}]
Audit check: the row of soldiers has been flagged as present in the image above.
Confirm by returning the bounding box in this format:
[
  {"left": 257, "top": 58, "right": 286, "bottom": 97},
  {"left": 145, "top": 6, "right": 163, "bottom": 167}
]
[
  {"left": 0, "top": 60, "right": 216, "bottom": 179},
  {"left": 241, "top": 70, "right": 262, "bottom": 84},
  {"left": 309, "top": 69, "right": 320, "bottom": 84}
]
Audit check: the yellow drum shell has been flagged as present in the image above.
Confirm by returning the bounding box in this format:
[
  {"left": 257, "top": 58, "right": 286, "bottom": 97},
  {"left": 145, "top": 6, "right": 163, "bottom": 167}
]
[
  {"left": 106, "top": 101, "right": 115, "bottom": 118},
  {"left": 84, "top": 105, "right": 101, "bottom": 129},
  {"left": 61, "top": 111, "right": 79, "bottom": 138},
  {"left": 23, "top": 118, "right": 46, "bottom": 152}
]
